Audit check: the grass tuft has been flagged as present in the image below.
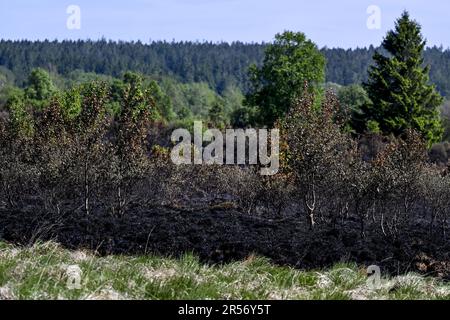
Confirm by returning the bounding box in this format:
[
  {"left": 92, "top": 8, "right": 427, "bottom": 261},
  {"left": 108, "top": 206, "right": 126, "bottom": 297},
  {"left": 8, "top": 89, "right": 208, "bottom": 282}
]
[{"left": 0, "top": 241, "right": 448, "bottom": 300}]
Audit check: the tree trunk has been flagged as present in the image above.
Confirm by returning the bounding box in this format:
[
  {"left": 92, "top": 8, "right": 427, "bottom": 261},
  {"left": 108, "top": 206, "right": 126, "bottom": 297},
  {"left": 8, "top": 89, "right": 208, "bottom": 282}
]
[
  {"left": 304, "top": 193, "right": 315, "bottom": 230},
  {"left": 84, "top": 160, "right": 90, "bottom": 215}
]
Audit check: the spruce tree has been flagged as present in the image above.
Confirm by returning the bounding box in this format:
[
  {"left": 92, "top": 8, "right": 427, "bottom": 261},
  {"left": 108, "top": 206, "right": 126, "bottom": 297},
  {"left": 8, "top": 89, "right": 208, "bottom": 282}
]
[{"left": 359, "top": 11, "right": 443, "bottom": 145}]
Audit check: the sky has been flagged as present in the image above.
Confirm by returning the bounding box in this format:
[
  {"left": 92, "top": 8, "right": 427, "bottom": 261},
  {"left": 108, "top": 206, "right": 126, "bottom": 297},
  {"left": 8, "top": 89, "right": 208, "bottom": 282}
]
[{"left": 0, "top": 0, "right": 449, "bottom": 48}]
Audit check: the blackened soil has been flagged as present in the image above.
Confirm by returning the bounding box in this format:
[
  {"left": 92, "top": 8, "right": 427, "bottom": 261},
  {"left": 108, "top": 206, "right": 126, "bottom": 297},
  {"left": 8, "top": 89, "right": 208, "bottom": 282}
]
[{"left": 0, "top": 207, "right": 449, "bottom": 279}]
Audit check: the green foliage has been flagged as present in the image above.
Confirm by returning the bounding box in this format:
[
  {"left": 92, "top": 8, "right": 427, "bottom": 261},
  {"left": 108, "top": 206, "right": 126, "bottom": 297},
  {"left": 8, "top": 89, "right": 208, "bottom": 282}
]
[
  {"left": 177, "top": 105, "right": 193, "bottom": 119},
  {"left": 338, "top": 84, "right": 369, "bottom": 106},
  {"left": 158, "top": 77, "right": 238, "bottom": 123},
  {"left": 120, "top": 72, "right": 147, "bottom": 118},
  {"left": 328, "top": 84, "right": 370, "bottom": 132},
  {"left": 57, "top": 87, "right": 82, "bottom": 120},
  {"left": 230, "top": 105, "right": 260, "bottom": 128},
  {"left": 0, "top": 66, "right": 15, "bottom": 91},
  {"left": 366, "top": 120, "right": 381, "bottom": 134},
  {"left": 181, "top": 82, "right": 218, "bottom": 118},
  {"left": 245, "top": 31, "right": 326, "bottom": 127},
  {"left": 360, "top": 12, "right": 444, "bottom": 145},
  {"left": 120, "top": 72, "right": 153, "bottom": 122},
  {"left": 0, "top": 66, "right": 16, "bottom": 109},
  {"left": 337, "top": 84, "right": 369, "bottom": 114},
  {"left": 439, "top": 100, "right": 450, "bottom": 141},
  {"left": 208, "top": 98, "right": 227, "bottom": 129},
  {"left": 66, "top": 70, "right": 116, "bottom": 87},
  {"left": 1, "top": 85, "right": 22, "bottom": 110},
  {"left": 147, "top": 80, "right": 175, "bottom": 122},
  {"left": 72, "top": 82, "right": 109, "bottom": 143},
  {"left": 221, "top": 84, "right": 245, "bottom": 117},
  {"left": 24, "top": 68, "right": 57, "bottom": 108},
  {"left": 0, "top": 40, "right": 265, "bottom": 93},
  {"left": 5, "top": 88, "right": 33, "bottom": 138}
]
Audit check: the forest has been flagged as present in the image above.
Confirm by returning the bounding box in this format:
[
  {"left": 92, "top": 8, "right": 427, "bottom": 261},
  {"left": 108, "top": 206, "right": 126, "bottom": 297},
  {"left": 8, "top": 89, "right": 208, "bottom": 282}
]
[
  {"left": 3, "top": 38, "right": 450, "bottom": 145},
  {"left": 0, "top": 11, "right": 449, "bottom": 300},
  {"left": 2, "top": 39, "right": 450, "bottom": 96}
]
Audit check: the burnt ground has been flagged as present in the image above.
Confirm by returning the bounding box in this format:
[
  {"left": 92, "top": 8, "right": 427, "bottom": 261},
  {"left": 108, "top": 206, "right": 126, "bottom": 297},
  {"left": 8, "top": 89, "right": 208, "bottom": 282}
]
[{"left": 0, "top": 206, "right": 449, "bottom": 280}]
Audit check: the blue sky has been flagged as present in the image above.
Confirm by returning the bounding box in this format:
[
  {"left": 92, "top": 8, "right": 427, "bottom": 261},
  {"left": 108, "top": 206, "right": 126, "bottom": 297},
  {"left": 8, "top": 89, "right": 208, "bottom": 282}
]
[{"left": 0, "top": 0, "right": 448, "bottom": 48}]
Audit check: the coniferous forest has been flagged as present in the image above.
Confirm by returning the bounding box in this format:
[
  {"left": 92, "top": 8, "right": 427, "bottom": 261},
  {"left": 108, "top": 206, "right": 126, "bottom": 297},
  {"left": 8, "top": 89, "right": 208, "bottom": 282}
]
[{"left": 2, "top": 40, "right": 450, "bottom": 96}]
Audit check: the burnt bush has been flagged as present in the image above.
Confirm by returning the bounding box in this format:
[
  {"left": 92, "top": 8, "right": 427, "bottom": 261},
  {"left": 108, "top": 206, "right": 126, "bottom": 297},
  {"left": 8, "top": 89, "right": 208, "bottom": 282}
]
[
  {"left": 279, "top": 87, "right": 357, "bottom": 229},
  {"left": 0, "top": 79, "right": 449, "bottom": 276},
  {"left": 277, "top": 87, "right": 450, "bottom": 241},
  {"left": 0, "top": 79, "right": 161, "bottom": 217}
]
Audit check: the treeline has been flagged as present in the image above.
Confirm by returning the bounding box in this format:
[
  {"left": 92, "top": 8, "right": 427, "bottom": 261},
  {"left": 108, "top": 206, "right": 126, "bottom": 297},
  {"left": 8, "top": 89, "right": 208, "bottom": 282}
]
[
  {"left": 2, "top": 40, "right": 450, "bottom": 96},
  {"left": 0, "top": 40, "right": 265, "bottom": 94}
]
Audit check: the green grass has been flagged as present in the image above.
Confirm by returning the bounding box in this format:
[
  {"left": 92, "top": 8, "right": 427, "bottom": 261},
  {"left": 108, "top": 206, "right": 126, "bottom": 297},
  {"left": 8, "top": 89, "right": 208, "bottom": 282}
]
[{"left": 0, "top": 241, "right": 448, "bottom": 300}]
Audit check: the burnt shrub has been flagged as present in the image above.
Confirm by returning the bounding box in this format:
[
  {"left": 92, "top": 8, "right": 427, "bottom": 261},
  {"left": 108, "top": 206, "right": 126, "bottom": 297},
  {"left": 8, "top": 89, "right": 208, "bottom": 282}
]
[
  {"left": 0, "top": 80, "right": 154, "bottom": 217},
  {"left": 368, "top": 131, "right": 427, "bottom": 238},
  {"left": 419, "top": 166, "right": 450, "bottom": 236},
  {"left": 1, "top": 76, "right": 450, "bottom": 266},
  {"left": 280, "top": 87, "right": 356, "bottom": 229}
]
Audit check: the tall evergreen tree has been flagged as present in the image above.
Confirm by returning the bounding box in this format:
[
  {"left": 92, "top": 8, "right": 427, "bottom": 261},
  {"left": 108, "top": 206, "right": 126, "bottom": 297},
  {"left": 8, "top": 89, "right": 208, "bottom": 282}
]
[{"left": 358, "top": 12, "right": 443, "bottom": 144}]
